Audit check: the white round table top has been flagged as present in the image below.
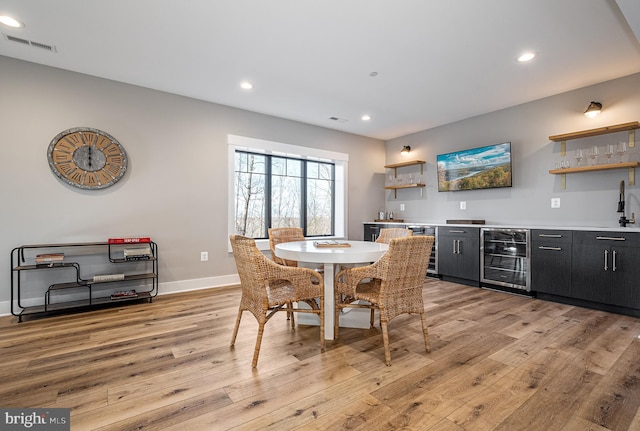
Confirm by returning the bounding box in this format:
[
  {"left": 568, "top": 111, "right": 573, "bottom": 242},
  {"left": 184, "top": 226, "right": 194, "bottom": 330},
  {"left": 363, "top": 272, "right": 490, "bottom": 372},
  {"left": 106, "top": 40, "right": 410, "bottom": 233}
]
[{"left": 275, "top": 240, "right": 388, "bottom": 264}]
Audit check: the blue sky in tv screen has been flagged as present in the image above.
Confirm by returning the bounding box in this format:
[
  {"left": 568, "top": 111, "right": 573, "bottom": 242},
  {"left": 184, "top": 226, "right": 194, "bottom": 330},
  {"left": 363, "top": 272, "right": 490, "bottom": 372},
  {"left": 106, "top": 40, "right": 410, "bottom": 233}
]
[{"left": 437, "top": 142, "right": 512, "bottom": 191}]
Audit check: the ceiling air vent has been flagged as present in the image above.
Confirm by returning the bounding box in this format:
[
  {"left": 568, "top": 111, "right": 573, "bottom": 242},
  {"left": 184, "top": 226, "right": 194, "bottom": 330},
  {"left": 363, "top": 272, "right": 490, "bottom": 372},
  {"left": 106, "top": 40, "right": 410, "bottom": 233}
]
[{"left": 4, "top": 34, "right": 57, "bottom": 52}]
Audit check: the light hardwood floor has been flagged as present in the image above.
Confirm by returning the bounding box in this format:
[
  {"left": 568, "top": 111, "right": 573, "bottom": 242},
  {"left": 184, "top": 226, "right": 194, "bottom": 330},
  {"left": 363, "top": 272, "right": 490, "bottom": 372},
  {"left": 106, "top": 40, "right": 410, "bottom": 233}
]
[{"left": 1, "top": 279, "right": 639, "bottom": 430}]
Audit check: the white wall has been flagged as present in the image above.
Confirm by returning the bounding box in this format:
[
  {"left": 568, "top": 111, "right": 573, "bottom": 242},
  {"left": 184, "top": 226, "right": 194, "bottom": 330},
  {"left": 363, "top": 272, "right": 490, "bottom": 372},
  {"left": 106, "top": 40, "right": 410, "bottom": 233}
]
[
  {"left": 0, "top": 56, "right": 385, "bottom": 312},
  {"left": 384, "top": 73, "right": 640, "bottom": 228}
]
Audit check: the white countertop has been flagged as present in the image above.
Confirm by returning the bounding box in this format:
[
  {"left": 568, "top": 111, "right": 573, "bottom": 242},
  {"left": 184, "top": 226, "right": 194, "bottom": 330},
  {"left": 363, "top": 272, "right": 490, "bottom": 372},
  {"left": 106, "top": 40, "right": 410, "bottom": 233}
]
[{"left": 363, "top": 221, "right": 640, "bottom": 232}]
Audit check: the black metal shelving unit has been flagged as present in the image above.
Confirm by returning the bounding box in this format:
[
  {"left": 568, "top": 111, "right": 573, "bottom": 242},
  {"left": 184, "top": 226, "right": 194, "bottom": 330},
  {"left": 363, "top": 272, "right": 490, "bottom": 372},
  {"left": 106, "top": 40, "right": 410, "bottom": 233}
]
[{"left": 10, "top": 241, "right": 158, "bottom": 322}]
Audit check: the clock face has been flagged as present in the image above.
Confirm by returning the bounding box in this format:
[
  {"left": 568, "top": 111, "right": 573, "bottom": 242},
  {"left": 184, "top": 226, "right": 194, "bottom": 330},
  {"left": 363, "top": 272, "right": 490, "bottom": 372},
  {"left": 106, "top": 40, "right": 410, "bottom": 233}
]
[{"left": 47, "top": 127, "right": 128, "bottom": 190}]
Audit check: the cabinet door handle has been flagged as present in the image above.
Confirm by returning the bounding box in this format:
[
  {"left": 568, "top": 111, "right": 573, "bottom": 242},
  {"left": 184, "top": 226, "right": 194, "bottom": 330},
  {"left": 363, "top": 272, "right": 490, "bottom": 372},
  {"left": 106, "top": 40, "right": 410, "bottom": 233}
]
[
  {"left": 453, "top": 239, "right": 458, "bottom": 254},
  {"left": 604, "top": 249, "right": 609, "bottom": 271},
  {"left": 538, "top": 234, "right": 562, "bottom": 238},
  {"left": 596, "top": 236, "right": 626, "bottom": 241},
  {"left": 612, "top": 250, "right": 617, "bottom": 272},
  {"left": 538, "top": 246, "right": 562, "bottom": 251},
  {"left": 457, "top": 239, "right": 462, "bottom": 254},
  {"left": 449, "top": 230, "right": 465, "bottom": 233}
]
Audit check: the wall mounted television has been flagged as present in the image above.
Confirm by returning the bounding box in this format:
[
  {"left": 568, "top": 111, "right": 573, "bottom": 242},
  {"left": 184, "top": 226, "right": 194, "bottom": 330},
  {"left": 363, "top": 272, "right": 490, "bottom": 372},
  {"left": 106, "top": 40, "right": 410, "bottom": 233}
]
[{"left": 437, "top": 142, "right": 512, "bottom": 192}]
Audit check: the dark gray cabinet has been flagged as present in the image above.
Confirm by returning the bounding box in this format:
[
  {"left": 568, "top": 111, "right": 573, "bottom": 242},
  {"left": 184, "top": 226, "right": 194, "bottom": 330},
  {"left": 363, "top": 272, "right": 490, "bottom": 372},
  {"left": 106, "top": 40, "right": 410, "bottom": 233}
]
[
  {"left": 531, "top": 230, "right": 572, "bottom": 297},
  {"left": 571, "top": 231, "right": 640, "bottom": 309},
  {"left": 363, "top": 223, "right": 396, "bottom": 242},
  {"left": 437, "top": 227, "right": 479, "bottom": 284}
]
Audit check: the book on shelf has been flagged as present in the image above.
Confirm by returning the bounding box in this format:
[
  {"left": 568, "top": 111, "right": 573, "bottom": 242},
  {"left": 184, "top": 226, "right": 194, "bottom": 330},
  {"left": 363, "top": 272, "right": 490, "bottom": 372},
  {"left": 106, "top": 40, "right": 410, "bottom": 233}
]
[
  {"left": 108, "top": 237, "right": 151, "bottom": 244},
  {"left": 93, "top": 273, "right": 125, "bottom": 283},
  {"left": 35, "top": 253, "right": 64, "bottom": 263},
  {"left": 110, "top": 290, "right": 138, "bottom": 300},
  {"left": 123, "top": 245, "right": 152, "bottom": 260}
]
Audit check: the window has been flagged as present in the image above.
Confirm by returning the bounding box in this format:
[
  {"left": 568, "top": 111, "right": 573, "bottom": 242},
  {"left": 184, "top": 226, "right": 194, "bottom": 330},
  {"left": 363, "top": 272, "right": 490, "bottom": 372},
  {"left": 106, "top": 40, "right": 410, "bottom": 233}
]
[
  {"left": 229, "top": 135, "right": 347, "bottom": 247},
  {"left": 234, "top": 151, "right": 334, "bottom": 238}
]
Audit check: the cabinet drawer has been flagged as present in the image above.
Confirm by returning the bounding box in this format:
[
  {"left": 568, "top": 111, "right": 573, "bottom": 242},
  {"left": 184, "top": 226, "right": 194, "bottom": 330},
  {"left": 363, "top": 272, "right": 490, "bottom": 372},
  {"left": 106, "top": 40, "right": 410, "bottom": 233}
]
[
  {"left": 532, "top": 230, "right": 572, "bottom": 244},
  {"left": 438, "top": 227, "right": 479, "bottom": 239},
  {"left": 573, "top": 231, "right": 640, "bottom": 247}
]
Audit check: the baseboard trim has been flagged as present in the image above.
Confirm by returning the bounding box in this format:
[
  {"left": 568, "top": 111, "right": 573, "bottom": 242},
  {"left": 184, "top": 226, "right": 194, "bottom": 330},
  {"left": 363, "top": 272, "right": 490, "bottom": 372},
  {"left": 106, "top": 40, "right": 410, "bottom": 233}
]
[{"left": 0, "top": 274, "right": 240, "bottom": 317}]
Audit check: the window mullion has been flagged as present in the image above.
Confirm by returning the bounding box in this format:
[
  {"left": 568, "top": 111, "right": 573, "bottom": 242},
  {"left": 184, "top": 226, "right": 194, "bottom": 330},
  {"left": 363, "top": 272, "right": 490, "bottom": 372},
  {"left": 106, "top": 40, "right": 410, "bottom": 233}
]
[
  {"left": 301, "top": 161, "right": 307, "bottom": 236},
  {"left": 265, "top": 154, "right": 272, "bottom": 238}
]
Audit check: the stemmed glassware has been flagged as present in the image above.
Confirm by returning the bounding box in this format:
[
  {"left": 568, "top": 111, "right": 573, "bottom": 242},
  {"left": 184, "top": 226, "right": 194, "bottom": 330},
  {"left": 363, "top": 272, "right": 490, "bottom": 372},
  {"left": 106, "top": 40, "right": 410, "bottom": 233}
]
[
  {"left": 605, "top": 144, "right": 615, "bottom": 163},
  {"left": 588, "top": 145, "right": 599, "bottom": 166},
  {"left": 616, "top": 141, "right": 627, "bottom": 163},
  {"left": 574, "top": 149, "right": 583, "bottom": 167}
]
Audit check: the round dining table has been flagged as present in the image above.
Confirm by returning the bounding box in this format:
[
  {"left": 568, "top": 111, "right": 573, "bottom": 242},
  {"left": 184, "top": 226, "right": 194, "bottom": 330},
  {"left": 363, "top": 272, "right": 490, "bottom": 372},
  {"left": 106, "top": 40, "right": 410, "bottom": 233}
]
[{"left": 274, "top": 240, "right": 388, "bottom": 340}]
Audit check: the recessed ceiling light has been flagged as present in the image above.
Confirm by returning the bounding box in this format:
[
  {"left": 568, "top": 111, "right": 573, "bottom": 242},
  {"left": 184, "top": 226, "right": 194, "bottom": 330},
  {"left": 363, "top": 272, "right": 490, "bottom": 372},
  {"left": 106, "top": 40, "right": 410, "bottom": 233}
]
[
  {"left": 0, "top": 15, "right": 24, "bottom": 28},
  {"left": 361, "top": 115, "right": 372, "bottom": 121},
  {"left": 517, "top": 52, "right": 536, "bottom": 62},
  {"left": 240, "top": 82, "right": 253, "bottom": 90}
]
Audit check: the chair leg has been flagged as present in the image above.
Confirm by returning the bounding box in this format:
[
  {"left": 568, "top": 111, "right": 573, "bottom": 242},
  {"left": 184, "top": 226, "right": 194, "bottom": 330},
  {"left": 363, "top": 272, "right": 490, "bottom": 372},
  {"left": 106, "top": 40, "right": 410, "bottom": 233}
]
[
  {"left": 288, "top": 302, "right": 295, "bottom": 328},
  {"left": 252, "top": 319, "right": 266, "bottom": 369},
  {"left": 381, "top": 319, "right": 392, "bottom": 366},
  {"left": 230, "top": 309, "right": 243, "bottom": 347},
  {"left": 420, "top": 312, "right": 431, "bottom": 353}
]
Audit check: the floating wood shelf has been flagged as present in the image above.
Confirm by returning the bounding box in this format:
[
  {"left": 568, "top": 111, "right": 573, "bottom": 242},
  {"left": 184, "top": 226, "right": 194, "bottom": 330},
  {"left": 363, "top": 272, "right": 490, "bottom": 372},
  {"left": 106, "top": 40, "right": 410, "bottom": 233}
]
[
  {"left": 550, "top": 161, "right": 639, "bottom": 189},
  {"left": 384, "top": 183, "right": 426, "bottom": 198},
  {"left": 549, "top": 122, "right": 639, "bottom": 142},
  {"left": 384, "top": 183, "right": 426, "bottom": 190},
  {"left": 384, "top": 160, "right": 426, "bottom": 198},
  {"left": 384, "top": 160, "right": 426, "bottom": 169},
  {"left": 548, "top": 122, "right": 639, "bottom": 188},
  {"left": 548, "top": 161, "right": 640, "bottom": 175}
]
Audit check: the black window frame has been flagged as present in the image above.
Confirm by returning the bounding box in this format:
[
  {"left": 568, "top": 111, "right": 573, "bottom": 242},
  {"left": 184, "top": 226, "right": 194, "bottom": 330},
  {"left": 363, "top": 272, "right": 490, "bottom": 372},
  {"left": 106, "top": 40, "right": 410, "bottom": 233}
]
[{"left": 235, "top": 150, "right": 336, "bottom": 239}]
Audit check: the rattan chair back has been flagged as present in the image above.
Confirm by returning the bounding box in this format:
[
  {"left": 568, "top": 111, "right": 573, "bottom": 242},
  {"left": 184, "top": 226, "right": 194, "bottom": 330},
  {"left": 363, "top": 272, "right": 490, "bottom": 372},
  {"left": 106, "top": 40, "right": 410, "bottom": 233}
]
[
  {"left": 268, "top": 227, "right": 305, "bottom": 266},
  {"left": 375, "top": 227, "right": 413, "bottom": 244}
]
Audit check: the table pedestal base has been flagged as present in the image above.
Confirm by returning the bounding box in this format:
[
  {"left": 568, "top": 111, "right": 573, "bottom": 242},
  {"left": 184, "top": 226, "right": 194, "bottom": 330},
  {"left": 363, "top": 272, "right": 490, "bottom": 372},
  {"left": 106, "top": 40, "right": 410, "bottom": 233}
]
[{"left": 295, "top": 303, "right": 372, "bottom": 330}]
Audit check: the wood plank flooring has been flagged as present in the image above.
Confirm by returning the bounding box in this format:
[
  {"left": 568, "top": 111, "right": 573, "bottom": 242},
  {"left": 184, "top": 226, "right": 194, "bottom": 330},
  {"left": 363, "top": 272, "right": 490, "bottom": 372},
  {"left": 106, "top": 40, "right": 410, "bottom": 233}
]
[{"left": 1, "top": 279, "right": 639, "bottom": 430}]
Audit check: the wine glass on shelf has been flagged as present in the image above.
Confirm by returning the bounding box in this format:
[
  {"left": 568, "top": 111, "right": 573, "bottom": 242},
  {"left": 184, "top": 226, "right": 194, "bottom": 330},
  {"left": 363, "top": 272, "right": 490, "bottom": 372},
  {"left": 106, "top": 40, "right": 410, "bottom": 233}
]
[
  {"left": 574, "top": 149, "right": 583, "bottom": 168},
  {"left": 605, "top": 144, "right": 615, "bottom": 163},
  {"left": 616, "top": 141, "right": 627, "bottom": 163},
  {"left": 588, "top": 145, "right": 598, "bottom": 166}
]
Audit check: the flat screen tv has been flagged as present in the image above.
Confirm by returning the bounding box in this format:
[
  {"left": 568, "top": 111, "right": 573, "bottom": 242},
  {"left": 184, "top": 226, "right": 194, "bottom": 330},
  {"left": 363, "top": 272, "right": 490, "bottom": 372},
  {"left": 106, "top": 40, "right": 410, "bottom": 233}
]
[{"left": 437, "top": 142, "right": 512, "bottom": 192}]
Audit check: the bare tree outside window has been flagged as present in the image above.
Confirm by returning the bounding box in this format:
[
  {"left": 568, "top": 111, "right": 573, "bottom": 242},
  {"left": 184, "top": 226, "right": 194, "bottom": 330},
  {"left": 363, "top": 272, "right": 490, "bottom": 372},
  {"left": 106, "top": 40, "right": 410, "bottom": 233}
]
[
  {"left": 271, "top": 157, "right": 302, "bottom": 228},
  {"left": 234, "top": 152, "right": 266, "bottom": 238},
  {"left": 307, "top": 161, "right": 334, "bottom": 236},
  {"left": 234, "top": 151, "right": 334, "bottom": 238}
]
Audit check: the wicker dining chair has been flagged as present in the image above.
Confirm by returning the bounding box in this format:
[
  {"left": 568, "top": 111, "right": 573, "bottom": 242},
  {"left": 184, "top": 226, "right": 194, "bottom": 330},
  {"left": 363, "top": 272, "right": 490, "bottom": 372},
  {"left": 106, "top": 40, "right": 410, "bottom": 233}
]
[
  {"left": 229, "top": 235, "right": 325, "bottom": 368},
  {"left": 334, "top": 235, "right": 434, "bottom": 365},
  {"left": 268, "top": 227, "right": 305, "bottom": 267},
  {"left": 375, "top": 227, "right": 413, "bottom": 244}
]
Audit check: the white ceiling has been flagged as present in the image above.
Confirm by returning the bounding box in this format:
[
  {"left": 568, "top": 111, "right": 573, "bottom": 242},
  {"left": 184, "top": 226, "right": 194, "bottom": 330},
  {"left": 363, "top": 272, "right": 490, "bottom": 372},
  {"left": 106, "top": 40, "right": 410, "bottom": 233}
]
[{"left": 1, "top": 0, "right": 640, "bottom": 140}]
